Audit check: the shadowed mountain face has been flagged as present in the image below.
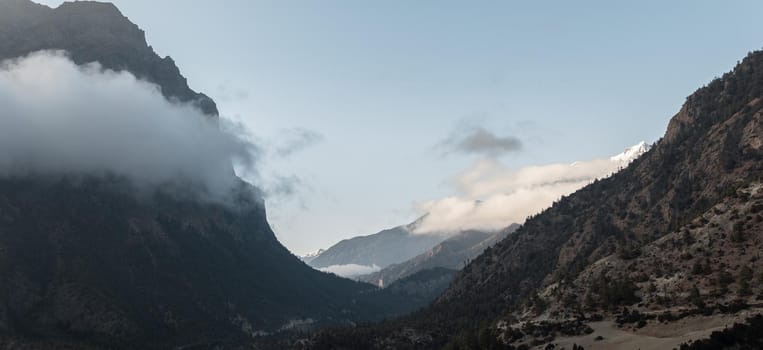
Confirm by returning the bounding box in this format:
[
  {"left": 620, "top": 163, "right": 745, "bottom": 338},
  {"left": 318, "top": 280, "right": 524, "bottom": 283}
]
[
  {"left": 0, "top": 178, "right": 399, "bottom": 344},
  {"left": 304, "top": 50, "right": 763, "bottom": 349},
  {"left": 0, "top": 1, "right": 425, "bottom": 348},
  {"left": 381, "top": 267, "right": 459, "bottom": 309},
  {"left": 0, "top": 0, "right": 217, "bottom": 116}
]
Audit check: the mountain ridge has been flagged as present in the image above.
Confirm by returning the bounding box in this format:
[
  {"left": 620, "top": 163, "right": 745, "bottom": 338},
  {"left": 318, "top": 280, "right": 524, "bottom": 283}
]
[{"left": 307, "top": 220, "right": 447, "bottom": 272}]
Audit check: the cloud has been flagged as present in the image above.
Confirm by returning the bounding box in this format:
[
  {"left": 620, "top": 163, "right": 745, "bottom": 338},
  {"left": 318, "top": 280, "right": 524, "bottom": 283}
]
[
  {"left": 441, "top": 127, "right": 522, "bottom": 157},
  {"left": 0, "top": 51, "right": 257, "bottom": 200},
  {"left": 262, "top": 174, "right": 313, "bottom": 211},
  {"left": 319, "top": 264, "right": 381, "bottom": 278},
  {"left": 276, "top": 128, "right": 324, "bottom": 157},
  {"left": 265, "top": 175, "right": 303, "bottom": 198},
  {"left": 413, "top": 144, "right": 647, "bottom": 234}
]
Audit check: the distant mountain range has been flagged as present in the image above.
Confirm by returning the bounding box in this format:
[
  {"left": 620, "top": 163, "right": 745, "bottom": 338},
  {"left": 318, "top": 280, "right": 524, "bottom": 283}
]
[
  {"left": 309, "top": 142, "right": 649, "bottom": 280},
  {"left": 358, "top": 224, "right": 520, "bottom": 287},
  {"left": 305, "top": 219, "right": 448, "bottom": 276},
  {"left": 303, "top": 220, "right": 521, "bottom": 305}
]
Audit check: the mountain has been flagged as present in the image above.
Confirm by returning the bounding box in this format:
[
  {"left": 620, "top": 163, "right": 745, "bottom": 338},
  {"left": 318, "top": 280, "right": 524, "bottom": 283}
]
[
  {"left": 0, "top": 0, "right": 217, "bottom": 116},
  {"left": 0, "top": 178, "right": 417, "bottom": 347},
  {"left": 358, "top": 224, "right": 520, "bottom": 288},
  {"left": 307, "top": 219, "right": 447, "bottom": 275},
  {"left": 302, "top": 49, "right": 763, "bottom": 349},
  {"left": 0, "top": 2, "right": 425, "bottom": 348}
]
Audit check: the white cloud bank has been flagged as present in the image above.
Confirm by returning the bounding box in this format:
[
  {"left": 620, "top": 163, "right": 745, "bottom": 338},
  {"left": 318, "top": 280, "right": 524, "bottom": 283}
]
[
  {"left": 319, "top": 264, "right": 381, "bottom": 278},
  {"left": 414, "top": 142, "right": 648, "bottom": 234},
  {"left": 0, "top": 51, "right": 256, "bottom": 199}
]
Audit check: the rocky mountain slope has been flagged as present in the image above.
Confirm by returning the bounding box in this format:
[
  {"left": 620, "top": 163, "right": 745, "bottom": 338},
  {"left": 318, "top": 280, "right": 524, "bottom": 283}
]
[
  {"left": 0, "top": 178, "right": 414, "bottom": 348},
  {"left": 0, "top": 1, "right": 425, "bottom": 349},
  {"left": 300, "top": 48, "right": 763, "bottom": 350},
  {"left": 307, "top": 219, "right": 446, "bottom": 272},
  {"left": 437, "top": 49, "right": 763, "bottom": 323},
  {"left": 358, "top": 225, "right": 519, "bottom": 287},
  {"left": 381, "top": 268, "right": 459, "bottom": 310}
]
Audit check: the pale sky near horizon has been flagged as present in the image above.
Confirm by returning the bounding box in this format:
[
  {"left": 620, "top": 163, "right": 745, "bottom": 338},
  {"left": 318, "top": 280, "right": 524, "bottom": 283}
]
[{"left": 35, "top": 0, "right": 763, "bottom": 254}]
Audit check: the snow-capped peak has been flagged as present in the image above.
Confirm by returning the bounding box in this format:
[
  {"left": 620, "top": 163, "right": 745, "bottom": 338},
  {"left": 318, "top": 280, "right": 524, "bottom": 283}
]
[
  {"left": 300, "top": 249, "right": 325, "bottom": 260},
  {"left": 610, "top": 141, "right": 649, "bottom": 164}
]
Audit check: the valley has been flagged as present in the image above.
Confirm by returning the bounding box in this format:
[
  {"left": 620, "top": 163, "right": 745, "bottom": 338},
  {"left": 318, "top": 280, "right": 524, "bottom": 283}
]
[{"left": 0, "top": 1, "right": 761, "bottom": 349}]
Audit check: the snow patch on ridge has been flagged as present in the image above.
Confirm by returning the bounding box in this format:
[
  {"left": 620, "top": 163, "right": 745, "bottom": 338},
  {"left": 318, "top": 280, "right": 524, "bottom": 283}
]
[{"left": 610, "top": 141, "right": 649, "bottom": 163}]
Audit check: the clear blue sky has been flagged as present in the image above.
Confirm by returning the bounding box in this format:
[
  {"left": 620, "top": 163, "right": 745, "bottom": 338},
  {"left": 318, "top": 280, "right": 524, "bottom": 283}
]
[{"left": 37, "top": 0, "right": 763, "bottom": 254}]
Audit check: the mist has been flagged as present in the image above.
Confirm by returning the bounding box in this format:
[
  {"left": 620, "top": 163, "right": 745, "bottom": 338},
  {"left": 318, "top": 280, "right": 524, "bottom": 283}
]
[
  {"left": 320, "top": 264, "right": 381, "bottom": 278},
  {"left": 0, "top": 51, "right": 257, "bottom": 200}
]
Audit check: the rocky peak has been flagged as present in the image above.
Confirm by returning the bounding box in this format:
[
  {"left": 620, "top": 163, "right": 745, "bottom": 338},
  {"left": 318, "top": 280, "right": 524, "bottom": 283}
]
[
  {"left": 0, "top": 0, "right": 218, "bottom": 116},
  {"left": 665, "top": 50, "right": 763, "bottom": 145},
  {"left": 53, "top": 1, "right": 146, "bottom": 48}
]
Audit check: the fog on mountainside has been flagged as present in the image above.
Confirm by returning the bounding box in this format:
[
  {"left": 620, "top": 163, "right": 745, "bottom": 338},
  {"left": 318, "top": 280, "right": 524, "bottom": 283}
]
[
  {"left": 0, "top": 51, "right": 256, "bottom": 201},
  {"left": 0, "top": 2, "right": 435, "bottom": 349}
]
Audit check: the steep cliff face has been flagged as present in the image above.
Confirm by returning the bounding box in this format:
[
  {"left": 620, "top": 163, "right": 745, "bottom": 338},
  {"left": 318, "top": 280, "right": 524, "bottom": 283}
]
[
  {"left": 0, "top": 0, "right": 217, "bottom": 116},
  {"left": 0, "top": 178, "right": 416, "bottom": 348}
]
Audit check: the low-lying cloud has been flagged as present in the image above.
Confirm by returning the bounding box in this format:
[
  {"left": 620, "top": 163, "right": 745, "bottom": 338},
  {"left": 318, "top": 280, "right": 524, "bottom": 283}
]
[
  {"left": 414, "top": 143, "right": 647, "bottom": 234},
  {"left": 441, "top": 127, "right": 522, "bottom": 157},
  {"left": 0, "top": 51, "right": 257, "bottom": 199},
  {"left": 319, "top": 264, "right": 381, "bottom": 278}
]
